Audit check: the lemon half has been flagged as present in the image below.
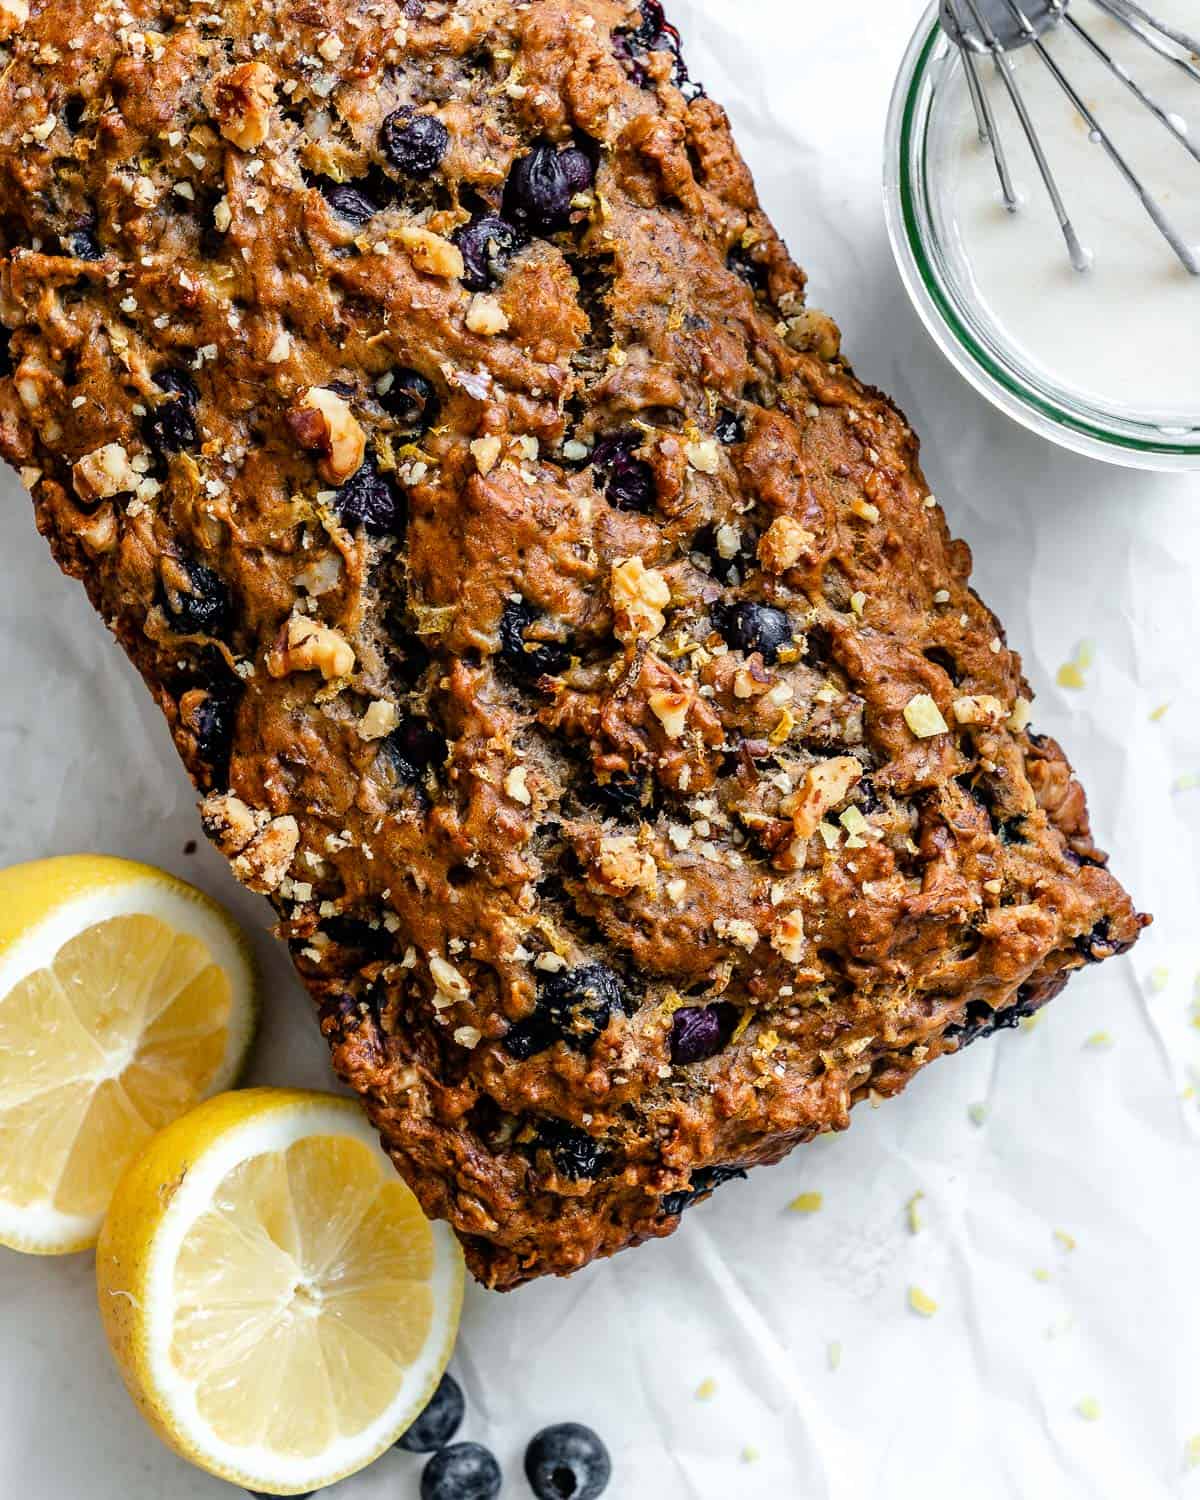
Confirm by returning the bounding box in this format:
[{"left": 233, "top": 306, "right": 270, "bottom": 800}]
[
  {"left": 97, "top": 1089, "right": 464, "bottom": 1496},
  {"left": 0, "top": 854, "right": 257, "bottom": 1254}
]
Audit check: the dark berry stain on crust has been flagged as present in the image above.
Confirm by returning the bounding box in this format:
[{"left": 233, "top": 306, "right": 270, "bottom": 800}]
[{"left": 0, "top": 0, "right": 1146, "bottom": 1292}]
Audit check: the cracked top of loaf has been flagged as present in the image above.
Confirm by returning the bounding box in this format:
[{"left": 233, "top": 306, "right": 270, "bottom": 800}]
[{"left": 0, "top": 0, "right": 1145, "bottom": 1287}]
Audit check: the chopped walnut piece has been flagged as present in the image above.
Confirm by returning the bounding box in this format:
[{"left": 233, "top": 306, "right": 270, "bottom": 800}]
[
  {"left": 398, "top": 226, "right": 465, "bottom": 280},
  {"left": 76, "top": 506, "right": 118, "bottom": 556},
  {"left": 714, "top": 916, "right": 759, "bottom": 952},
  {"left": 685, "top": 438, "right": 720, "bottom": 474},
  {"left": 358, "top": 699, "right": 400, "bottom": 741},
  {"left": 782, "top": 306, "right": 841, "bottom": 360},
  {"left": 470, "top": 435, "right": 502, "bottom": 475},
  {"left": 430, "top": 954, "right": 470, "bottom": 1006},
  {"left": 1008, "top": 696, "right": 1033, "bottom": 732},
  {"left": 784, "top": 756, "right": 863, "bottom": 841},
  {"left": 612, "top": 556, "right": 671, "bottom": 642},
  {"left": 952, "top": 694, "right": 1006, "bottom": 728},
  {"left": 267, "top": 612, "right": 355, "bottom": 681},
  {"left": 504, "top": 765, "right": 532, "bottom": 805},
  {"left": 200, "top": 791, "right": 264, "bottom": 855},
  {"left": 72, "top": 443, "right": 139, "bottom": 503},
  {"left": 210, "top": 61, "right": 275, "bottom": 151},
  {"left": 758, "top": 516, "right": 814, "bottom": 574},
  {"left": 231, "top": 814, "right": 300, "bottom": 893},
  {"left": 289, "top": 387, "right": 366, "bottom": 485},
  {"left": 771, "top": 908, "right": 807, "bottom": 963},
  {"left": 0, "top": 0, "right": 28, "bottom": 41},
  {"left": 904, "top": 693, "right": 950, "bottom": 739},
  {"left": 648, "top": 684, "right": 691, "bottom": 739},
  {"left": 465, "top": 294, "right": 509, "bottom": 335},
  {"left": 594, "top": 835, "right": 658, "bottom": 895}
]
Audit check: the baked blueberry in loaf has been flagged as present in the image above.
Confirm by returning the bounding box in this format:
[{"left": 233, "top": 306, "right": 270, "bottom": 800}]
[{"left": 0, "top": 0, "right": 1146, "bottom": 1287}]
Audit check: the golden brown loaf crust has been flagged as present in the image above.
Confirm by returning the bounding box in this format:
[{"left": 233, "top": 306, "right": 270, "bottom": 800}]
[{"left": 0, "top": 0, "right": 1146, "bottom": 1287}]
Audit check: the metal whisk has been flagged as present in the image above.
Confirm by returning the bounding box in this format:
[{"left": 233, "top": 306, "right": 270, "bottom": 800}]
[{"left": 939, "top": 0, "right": 1200, "bottom": 273}]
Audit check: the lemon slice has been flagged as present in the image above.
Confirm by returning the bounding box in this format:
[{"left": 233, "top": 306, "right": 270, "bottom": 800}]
[
  {"left": 0, "top": 854, "right": 257, "bottom": 1254},
  {"left": 97, "top": 1089, "right": 463, "bottom": 1496}
]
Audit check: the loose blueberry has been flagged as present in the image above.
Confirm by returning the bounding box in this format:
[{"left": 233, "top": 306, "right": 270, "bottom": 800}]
[
  {"left": 535, "top": 1119, "right": 611, "bottom": 1181},
  {"left": 503, "top": 141, "right": 594, "bottom": 234},
  {"left": 669, "top": 1003, "right": 738, "bottom": 1065},
  {"left": 660, "top": 1163, "right": 747, "bottom": 1217},
  {"left": 380, "top": 106, "right": 449, "bottom": 177},
  {"left": 382, "top": 716, "right": 446, "bottom": 782},
  {"left": 499, "top": 598, "right": 572, "bottom": 681},
  {"left": 333, "top": 452, "right": 406, "bottom": 535},
  {"left": 525, "top": 1423, "right": 612, "bottom": 1500},
  {"left": 453, "top": 214, "right": 524, "bottom": 292},
  {"left": 143, "top": 368, "right": 200, "bottom": 458},
  {"left": 397, "top": 1372, "right": 465, "bottom": 1453},
  {"left": 714, "top": 408, "right": 744, "bottom": 445},
  {"left": 711, "top": 600, "right": 793, "bottom": 664},
  {"left": 161, "top": 557, "right": 231, "bottom": 636},
  {"left": 420, "top": 1442, "right": 502, "bottom": 1500},
  {"left": 381, "top": 367, "right": 440, "bottom": 437},
  {"left": 319, "top": 179, "right": 383, "bottom": 225},
  {"left": 726, "top": 243, "right": 768, "bottom": 292},
  {"left": 590, "top": 430, "right": 655, "bottom": 513},
  {"left": 504, "top": 962, "right": 627, "bottom": 1059}
]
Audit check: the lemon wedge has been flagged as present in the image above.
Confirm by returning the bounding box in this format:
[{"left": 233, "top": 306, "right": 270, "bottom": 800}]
[
  {"left": 97, "top": 1089, "right": 463, "bottom": 1495},
  {"left": 0, "top": 854, "right": 257, "bottom": 1254}
]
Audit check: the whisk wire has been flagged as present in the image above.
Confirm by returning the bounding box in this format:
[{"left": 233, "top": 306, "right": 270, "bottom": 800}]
[
  {"left": 1066, "top": 11, "right": 1200, "bottom": 166},
  {"left": 943, "top": 0, "right": 1200, "bottom": 275},
  {"left": 1090, "top": 0, "right": 1200, "bottom": 86},
  {"left": 949, "top": 0, "right": 1091, "bottom": 267}
]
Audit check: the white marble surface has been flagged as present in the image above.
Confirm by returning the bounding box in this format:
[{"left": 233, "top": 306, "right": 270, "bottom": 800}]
[{"left": 2, "top": 3, "right": 1199, "bottom": 1497}]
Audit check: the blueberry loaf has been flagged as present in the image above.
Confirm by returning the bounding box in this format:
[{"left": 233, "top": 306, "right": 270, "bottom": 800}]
[{"left": 0, "top": 0, "right": 1146, "bottom": 1287}]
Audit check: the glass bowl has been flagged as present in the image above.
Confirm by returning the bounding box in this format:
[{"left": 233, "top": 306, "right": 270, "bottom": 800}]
[{"left": 883, "top": 4, "right": 1200, "bottom": 472}]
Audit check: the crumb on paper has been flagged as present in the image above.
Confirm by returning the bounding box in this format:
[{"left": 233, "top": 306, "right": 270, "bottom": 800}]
[
  {"left": 1149, "top": 702, "right": 1170, "bottom": 722},
  {"left": 968, "top": 1101, "right": 988, "bottom": 1127},
  {"left": 1172, "top": 772, "right": 1199, "bottom": 794},
  {"left": 908, "top": 1285, "right": 938, "bottom": 1318},
  {"left": 906, "top": 1191, "right": 925, "bottom": 1234},
  {"left": 1085, "top": 1030, "right": 1114, "bottom": 1050},
  {"left": 1056, "top": 638, "right": 1095, "bottom": 690},
  {"left": 695, "top": 1378, "right": 718, "bottom": 1402},
  {"left": 1054, "top": 1229, "right": 1077, "bottom": 1252},
  {"left": 741, "top": 1446, "right": 760, "bottom": 1465},
  {"left": 1185, "top": 1434, "right": 1200, "bottom": 1470},
  {"left": 1148, "top": 966, "right": 1170, "bottom": 994},
  {"left": 1076, "top": 1396, "right": 1101, "bottom": 1422},
  {"left": 788, "top": 1191, "right": 823, "bottom": 1215},
  {"left": 1032, "top": 1267, "right": 1051, "bottom": 1284},
  {"left": 827, "top": 1340, "right": 842, "bottom": 1371}
]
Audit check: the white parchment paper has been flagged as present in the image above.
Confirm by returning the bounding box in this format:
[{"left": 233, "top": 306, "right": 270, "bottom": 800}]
[{"left": 2, "top": 3, "right": 1199, "bottom": 1496}]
